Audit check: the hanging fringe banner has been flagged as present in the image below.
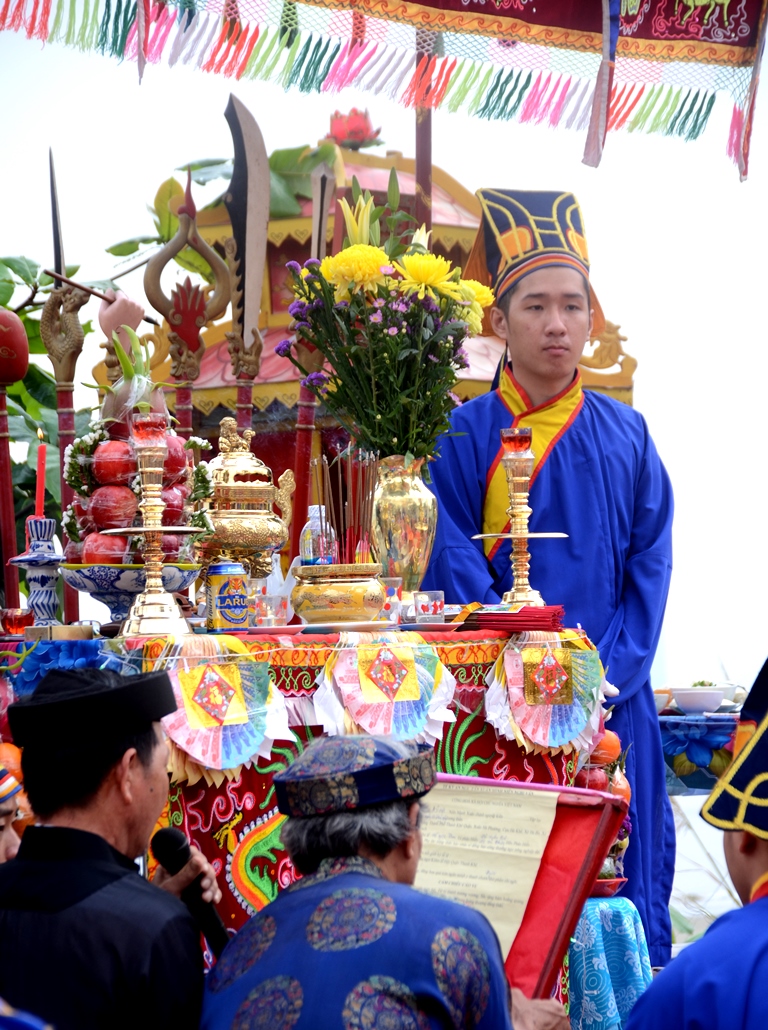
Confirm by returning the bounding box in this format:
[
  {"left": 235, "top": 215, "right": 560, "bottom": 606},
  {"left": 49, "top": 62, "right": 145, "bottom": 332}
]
[{"left": 1, "top": 0, "right": 764, "bottom": 175}]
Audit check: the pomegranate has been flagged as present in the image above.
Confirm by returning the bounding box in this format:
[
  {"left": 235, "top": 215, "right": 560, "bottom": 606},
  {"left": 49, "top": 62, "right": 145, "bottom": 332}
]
[
  {"left": 0, "top": 309, "right": 30, "bottom": 386},
  {"left": 574, "top": 767, "right": 610, "bottom": 792},
  {"left": 82, "top": 532, "right": 130, "bottom": 564},
  {"left": 72, "top": 496, "right": 89, "bottom": 520},
  {"left": 93, "top": 440, "right": 138, "bottom": 486},
  {"left": 163, "top": 435, "right": 187, "bottom": 483},
  {"left": 63, "top": 540, "right": 84, "bottom": 563},
  {"left": 161, "top": 485, "right": 185, "bottom": 526},
  {"left": 90, "top": 485, "right": 138, "bottom": 530},
  {"left": 134, "top": 534, "right": 182, "bottom": 563}
]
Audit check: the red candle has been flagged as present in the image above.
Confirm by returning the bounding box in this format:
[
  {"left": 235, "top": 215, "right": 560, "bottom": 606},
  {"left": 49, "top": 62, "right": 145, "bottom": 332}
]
[{"left": 35, "top": 428, "right": 46, "bottom": 518}]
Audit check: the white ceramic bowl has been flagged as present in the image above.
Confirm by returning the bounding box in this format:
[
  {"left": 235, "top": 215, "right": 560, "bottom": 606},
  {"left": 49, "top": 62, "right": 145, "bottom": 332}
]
[
  {"left": 672, "top": 687, "right": 724, "bottom": 714},
  {"left": 60, "top": 563, "right": 200, "bottom": 622},
  {"left": 653, "top": 689, "right": 672, "bottom": 714}
]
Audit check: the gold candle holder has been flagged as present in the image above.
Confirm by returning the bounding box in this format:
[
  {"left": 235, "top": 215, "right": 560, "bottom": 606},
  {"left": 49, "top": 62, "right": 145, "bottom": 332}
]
[
  {"left": 472, "top": 427, "right": 567, "bottom": 609},
  {"left": 499, "top": 428, "right": 544, "bottom": 607},
  {"left": 106, "top": 414, "right": 201, "bottom": 637}
]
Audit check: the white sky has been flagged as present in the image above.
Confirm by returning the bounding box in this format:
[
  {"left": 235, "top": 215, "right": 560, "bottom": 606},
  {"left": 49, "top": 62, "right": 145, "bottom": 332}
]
[{"left": 1, "top": 32, "right": 767, "bottom": 690}]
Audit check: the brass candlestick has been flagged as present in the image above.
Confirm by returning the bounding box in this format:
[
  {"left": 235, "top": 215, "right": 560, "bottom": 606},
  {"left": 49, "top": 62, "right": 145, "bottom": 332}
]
[
  {"left": 106, "top": 415, "right": 201, "bottom": 636},
  {"left": 472, "top": 427, "right": 567, "bottom": 608}
]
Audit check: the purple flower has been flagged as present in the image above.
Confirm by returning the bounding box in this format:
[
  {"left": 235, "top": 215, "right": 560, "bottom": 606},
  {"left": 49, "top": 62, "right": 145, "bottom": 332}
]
[
  {"left": 369, "top": 311, "right": 383, "bottom": 323},
  {"left": 288, "top": 300, "right": 308, "bottom": 318},
  {"left": 387, "top": 327, "right": 398, "bottom": 336},
  {"left": 286, "top": 261, "right": 302, "bottom": 274},
  {"left": 293, "top": 320, "right": 311, "bottom": 331},
  {"left": 427, "top": 353, "right": 439, "bottom": 363},
  {"left": 373, "top": 298, "right": 385, "bottom": 308},
  {"left": 380, "top": 265, "right": 394, "bottom": 275},
  {"left": 275, "top": 339, "right": 293, "bottom": 358},
  {"left": 455, "top": 347, "right": 469, "bottom": 369},
  {"left": 304, "top": 258, "right": 320, "bottom": 269},
  {"left": 421, "top": 295, "right": 439, "bottom": 315},
  {"left": 302, "top": 372, "right": 329, "bottom": 389}
]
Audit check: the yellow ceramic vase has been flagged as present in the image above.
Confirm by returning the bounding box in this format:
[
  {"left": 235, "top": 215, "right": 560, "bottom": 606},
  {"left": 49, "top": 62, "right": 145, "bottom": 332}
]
[
  {"left": 371, "top": 456, "right": 437, "bottom": 593},
  {"left": 291, "top": 563, "right": 384, "bottom": 624}
]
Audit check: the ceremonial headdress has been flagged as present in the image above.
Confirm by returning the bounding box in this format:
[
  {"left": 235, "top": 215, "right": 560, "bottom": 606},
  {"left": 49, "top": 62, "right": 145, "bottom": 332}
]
[
  {"left": 464, "top": 189, "right": 605, "bottom": 337},
  {"left": 0, "top": 765, "right": 21, "bottom": 805},
  {"left": 8, "top": 668, "right": 177, "bottom": 748},
  {"left": 274, "top": 735, "right": 436, "bottom": 818},
  {"left": 701, "top": 659, "right": 768, "bottom": 838}
]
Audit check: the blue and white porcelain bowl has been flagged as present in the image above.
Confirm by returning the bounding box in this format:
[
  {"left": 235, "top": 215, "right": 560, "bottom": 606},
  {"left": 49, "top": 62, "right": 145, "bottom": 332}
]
[{"left": 60, "top": 563, "right": 201, "bottom": 623}]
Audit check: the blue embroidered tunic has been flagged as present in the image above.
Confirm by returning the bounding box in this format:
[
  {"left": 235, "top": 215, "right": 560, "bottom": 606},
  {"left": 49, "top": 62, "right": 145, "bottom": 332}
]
[
  {"left": 201, "top": 855, "right": 512, "bottom": 1030},
  {"left": 422, "top": 376, "right": 675, "bottom": 966},
  {"left": 624, "top": 897, "right": 768, "bottom": 1029}
]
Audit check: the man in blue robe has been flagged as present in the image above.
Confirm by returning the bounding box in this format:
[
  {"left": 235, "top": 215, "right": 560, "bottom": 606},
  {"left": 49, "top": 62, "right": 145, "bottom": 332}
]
[
  {"left": 422, "top": 190, "right": 674, "bottom": 966},
  {"left": 625, "top": 659, "right": 768, "bottom": 1028},
  {"left": 202, "top": 736, "right": 569, "bottom": 1030}
]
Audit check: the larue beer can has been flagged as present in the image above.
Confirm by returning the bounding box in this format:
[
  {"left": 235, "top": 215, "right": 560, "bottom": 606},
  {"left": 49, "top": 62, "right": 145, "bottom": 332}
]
[{"left": 206, "top": 561, "right": 250, "bottom": 631}]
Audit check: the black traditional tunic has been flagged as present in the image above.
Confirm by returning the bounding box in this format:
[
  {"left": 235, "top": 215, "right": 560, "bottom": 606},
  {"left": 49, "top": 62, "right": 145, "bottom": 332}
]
[{"left": 0, "top": 826, "right": 203, "bottom": 1030}]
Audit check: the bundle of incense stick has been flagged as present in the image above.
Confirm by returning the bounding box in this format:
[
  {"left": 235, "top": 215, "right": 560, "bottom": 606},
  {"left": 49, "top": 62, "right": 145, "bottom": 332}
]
[{"left": 310, "top": 452, "right": 379, "bottom": 564}]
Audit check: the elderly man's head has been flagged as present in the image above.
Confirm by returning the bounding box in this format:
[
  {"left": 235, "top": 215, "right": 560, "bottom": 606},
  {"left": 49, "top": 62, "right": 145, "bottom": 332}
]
[
  {"left": 8, "top": 668, "right": 177, "bottom": 857},
  {"left": 275, "top": 736, "right": 436, "bottom": 883}
]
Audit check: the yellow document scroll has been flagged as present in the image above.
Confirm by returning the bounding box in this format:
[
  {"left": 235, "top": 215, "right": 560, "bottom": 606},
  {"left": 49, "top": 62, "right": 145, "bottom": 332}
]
[{"left": 414, "top": 780, "right": 559, "bottom": 957}]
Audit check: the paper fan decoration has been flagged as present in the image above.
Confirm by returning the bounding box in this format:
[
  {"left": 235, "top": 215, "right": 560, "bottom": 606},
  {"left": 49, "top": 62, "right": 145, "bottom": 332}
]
[
  {"left": 163, "top": 660, "right": 291, "bottom": 770},
  {"left": 486, "top": 637, "right": 604, "bottom": 754},
  {"left": 313, "top": 632, "right": 455, "bottom": 744}
]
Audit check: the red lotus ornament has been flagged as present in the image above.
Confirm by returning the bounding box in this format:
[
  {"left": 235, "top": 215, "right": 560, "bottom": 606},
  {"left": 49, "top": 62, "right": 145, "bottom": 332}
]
[
  {"left": 0, "top": 309, "right": 30, "bottom": 386},
  {"left": 327, "top": 109, "right": 381, "bottom": 150}
]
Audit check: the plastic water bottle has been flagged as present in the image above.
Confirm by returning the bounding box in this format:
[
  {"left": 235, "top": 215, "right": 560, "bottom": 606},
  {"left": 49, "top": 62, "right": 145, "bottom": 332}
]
[{"left": 299, "top": 505, "right": 336, "bottom": 565}]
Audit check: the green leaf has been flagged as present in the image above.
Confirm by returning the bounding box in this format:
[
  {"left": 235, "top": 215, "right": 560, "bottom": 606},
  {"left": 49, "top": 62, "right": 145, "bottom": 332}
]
[
  {"left": 174, "top": 247, "right": 214, "bottom": 283},
  {"left": 351, "top": 176, "right": 362, "bottom": 205},
  {"left": 83, "top": 279, "right": 119, "bottom": 293},
  {"left": 65, "top": 264, "right": 80, "bottom": 278},
  {"left": 22, "top": 364, "right": 58, "bottom": 411},
  {"left": 387, "top": 167, "right": 400, "bottom": 212},
  {"left": 269, "top": 171, "right": 302, "bottom": 218},
  {"left": 38, "top": 272, "right": 54, "bottom": 287},
  {"left": 0, "top": 276, "right": 13, "bottom": 307},
  {"left": 178, "top": 159, "right": 233, "bottom": 185},
  {"left": 154, "top": 177, "right": 184, "bottom": 241},
  {"left": 20, "top": 314, "right": 44, "bottom": 354},
  {"left": 269, "top": 144, "right": 338, "bottom": 205},
  {"left": 106, "top": 236, "right": 159, "bottom": 257},
  {"left": 1, "top": 256, "right": 40, "bottom": 286}
]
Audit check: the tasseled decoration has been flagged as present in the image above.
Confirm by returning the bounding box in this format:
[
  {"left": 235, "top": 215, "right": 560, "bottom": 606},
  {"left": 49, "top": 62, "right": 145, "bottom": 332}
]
[
  {"left": 201, "top": 20, "right": 232, "bottom": 73},
  {"left": 194, "top": 16, "right": 220, "bottom": 68},
  {"left": 212, "top": 21, "right": 242, "bottom": 74},
  {"left": 63, "top": 0, "right": 77, "bottom": 44},
  {"left": 534, "top": 74, "right": 562, "bottom": 124},
  {"left": 519, "top": 72, "right": 549, "bottom": 122},
  {"left": 687, "top": 92, "right": 715, "bottom": 141},
  {"left": 241, "top": 26, "right": 274, "bottom": 78},
  {"left": 547, "top": 75, "right": 572, "bottom": 126},
  {"left": 7, "top": 0, "right": 25, "bottom": 32},
  {"left": 503, "top": 70, "right": 533, "bottom": 120},
  {"left": 446, "top": 63, "right": 480, "bottom": 113},
  {"left": 33, "top": 0, "right": 51, "bottom": 39},
  {"left": 466, "top": 66, "right": 494, "bottom": 116},
  {"left": 0, "top": 0, "right": 12, "bottom": 30},
  {"left": 167, "top": 9, "right": 196, "bottom": 66},
  {"left": 234, "top": 23, "right": 259, "bottom": 77},
  {"left": 113, "top": 0, "right": 134, "bottom": 57},
  {"left": 181, "top": 14, "right": 213, "bottom": 66},
  {"left": 278, "top": 0, "right": 298, "bottom": 48},
  {"left": 387, "top": 53, "right": 415, "bottom": 100},
  {"left": 727, "top": 103, "right": 744, "bottom": 163},
  {"left": 627, "top": 83, "right": 659, "bottom": 132},
  {"left": 147, "top": 3, "right": 173, "bottom": 62},
  {"left": 565, "top": 79, "right": 591, "bottom": 129},
  {"left": 298, "top": 35, "right": 330, "bottom": 91},
  {"left": 46, "top": 0, "right": 63, "bottom": 40},
  {"left": 97, "top": 0, "right": 110, "bottom": 51},
  {"left": 429, "top": 57, "right": 456, "bottom": 108},
  {"left": 610, "top": 83, "right": 644, "bottom": 130},
  {"left": 276, "top": 30, "right": 303, "bottom": 87},
  {"left": 223, "top": 21, "right": 251, "bottom": 76}
]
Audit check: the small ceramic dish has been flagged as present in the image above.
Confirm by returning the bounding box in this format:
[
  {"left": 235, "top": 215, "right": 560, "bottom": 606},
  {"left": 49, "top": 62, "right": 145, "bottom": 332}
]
[
  {"left": 653, "top": 689, "right": 672, "bottom": 714},
  {"left": 672, "top": 687, "right": 724, "bottom": 714}
]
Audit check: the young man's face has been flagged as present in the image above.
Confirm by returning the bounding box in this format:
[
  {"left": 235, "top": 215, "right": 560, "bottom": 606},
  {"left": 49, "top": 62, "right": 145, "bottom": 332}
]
[
  {"left": 0, "top": 798, "right": 20, "bottom": 864},
  {"left": 489, "top": 266, "right": 593, "bottom": 403}
]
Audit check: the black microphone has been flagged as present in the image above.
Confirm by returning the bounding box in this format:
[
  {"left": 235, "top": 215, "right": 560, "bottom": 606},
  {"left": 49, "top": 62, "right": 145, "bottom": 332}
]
[{"left": 151, "top": 827, "right": 230, "bottom": 958}]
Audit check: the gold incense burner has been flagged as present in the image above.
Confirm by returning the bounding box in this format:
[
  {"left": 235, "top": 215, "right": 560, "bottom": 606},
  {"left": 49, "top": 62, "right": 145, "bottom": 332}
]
[
  {"left": 196, "top": 418, "right": 295, "bottom": 577},
  {"left": 291, "top": 563, "right": 384, "bottom": 624}
]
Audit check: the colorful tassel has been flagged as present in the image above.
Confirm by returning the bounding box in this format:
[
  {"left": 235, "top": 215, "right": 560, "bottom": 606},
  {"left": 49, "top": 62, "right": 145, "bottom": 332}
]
[
  {"left": 0, "top": 0, "right": 12, "bottom": 30},
  {"left": 466, "top": 65, "right": 495, "bottom": 116},
  {"left": 548, "top": 75, "right": 572, "bottom": 127},
  {"left": 8, "top": 0, "right": 26, "bottom": 32},
  {"left": 276, "top": 30, "right": 303, "bottom": 87},
  {"left": 223, "top": 21, "right": 251, "bottom": 76}
]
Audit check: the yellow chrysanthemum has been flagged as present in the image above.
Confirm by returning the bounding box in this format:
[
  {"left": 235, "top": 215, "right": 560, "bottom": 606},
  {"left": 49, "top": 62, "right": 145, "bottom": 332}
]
[
  {"left": 459, "top": 278, "right": 495, "bottom": 309},
  {"left": 324, "top": 244, "right": 390, "bottom": 296},
  {"left": 394, "top": 253, "right": 463, "bottom": 301},
  {"left": 463, "top": 305, "right": 483, "bottom": 336}
]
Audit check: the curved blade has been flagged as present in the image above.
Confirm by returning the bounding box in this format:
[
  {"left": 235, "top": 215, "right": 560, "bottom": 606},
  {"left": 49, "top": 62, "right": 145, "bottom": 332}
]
[
  {"left": 224, "top": 94, "right": 270, "bottom": 349},
  {"left": 49, "top": 149, "right": 66, "bottom": 278}
]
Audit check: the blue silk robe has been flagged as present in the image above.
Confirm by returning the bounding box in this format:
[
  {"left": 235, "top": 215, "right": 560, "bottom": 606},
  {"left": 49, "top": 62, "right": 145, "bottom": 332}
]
[
  {"left": 422, "top": 373, "right": 674, "bottom": 966},
  {"left": 624, "top": 897, "right": 768, "bottom": 1028},
  {"left": 201, "top": 855, "right": 512, "bottom": 1030}
]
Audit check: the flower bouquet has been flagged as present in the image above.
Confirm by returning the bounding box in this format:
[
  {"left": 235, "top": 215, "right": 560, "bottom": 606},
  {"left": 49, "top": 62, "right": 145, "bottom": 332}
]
[
  {"left": 278, "top": 173, "right": 493, "bottom": 464},
  {"left": 277, "top": 172, "right": 493, "bottom": 589}
]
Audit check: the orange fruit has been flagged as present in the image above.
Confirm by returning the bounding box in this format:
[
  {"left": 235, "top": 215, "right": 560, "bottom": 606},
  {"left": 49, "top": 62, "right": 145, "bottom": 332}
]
[
  {"left": 0, "top": 741, "right": 22, "bottom": 783},
  {"left": 610, "top": 766, "right": 632, "bottom": 804},
  {"left": 590, "top": 730, "right": 622, "bottom": 767}
]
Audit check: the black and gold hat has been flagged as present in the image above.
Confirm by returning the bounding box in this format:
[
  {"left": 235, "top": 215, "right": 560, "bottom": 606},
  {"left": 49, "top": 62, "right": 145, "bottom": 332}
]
[
  {"left": 701, "top": 659, "right": 768, "bottom": 839},
  {"left": 465, "top": 188, "right": 605, "bottom": 336},
  {"left": 9, "top": 668, "right": 177, "bottom": 747},
  {"left": 274, "top": 735, "right": 436, "bottom": 818}
]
